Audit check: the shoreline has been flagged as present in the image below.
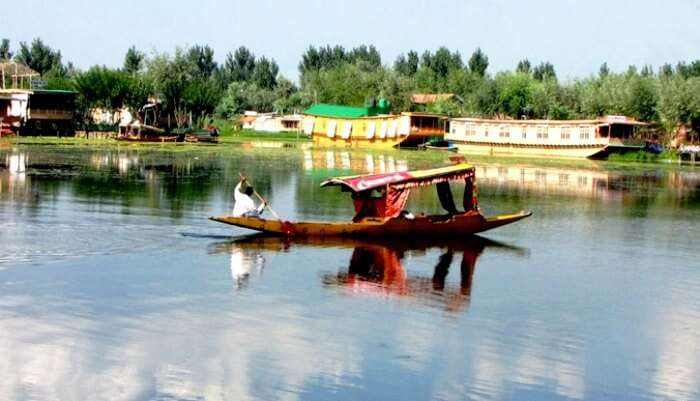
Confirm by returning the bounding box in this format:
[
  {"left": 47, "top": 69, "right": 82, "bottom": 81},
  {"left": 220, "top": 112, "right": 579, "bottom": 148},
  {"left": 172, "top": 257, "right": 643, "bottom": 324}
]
[{"left": 0, "top": 134, "right": 695, "bottom": 168}]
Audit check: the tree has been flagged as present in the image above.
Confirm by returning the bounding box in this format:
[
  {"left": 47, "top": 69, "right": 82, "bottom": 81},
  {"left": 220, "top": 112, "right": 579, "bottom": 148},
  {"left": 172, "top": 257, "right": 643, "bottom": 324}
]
[
  {"left": 349, "top": 45, "right": 381, "bottom": 68},
  {"left": 394, "top": 51, "right": 419, "bottom": 77},
  {"left": 252, "top": 57, "right": 278, "bottom": 90},
  {"left": 0, "top": 39, "right": 11, "bottom": 60},
  {"left": 494, "top": 72, "right": 534, "bottom": 118},
  {"left": 123, "top": 46, "right": 145, "bottom": 74},
  {"left": 74, "top": 66, "right": 134, "bottom": 111},
  {"left": 627, "top": 75, "right": 657, "bottom": 121},
  {"left": 223, "top": 46, "right": 256, "bottom": 84},
  {"left": 187, "top": 45, "right": 217, "bottom": 79},
  {"left": 660, "top": 63, "right": 674, "bottom": 77},
  {"left": 599, "top": 62, "right": 610, "bottom": 78},
  {"left": 516, "top": 59, "right": 531, "bottom": 75},
  {"left": 421, "top": 47, "right": 463, "bottom": 79},
  {"left": 532, "top": 62, "right": 556, "bottom": 81},
  {"left": 468, "top": 47, "right": 489, "bottom": 77},
  {"left": 14, "top": 38, "right": 63, "bottom": 75}
]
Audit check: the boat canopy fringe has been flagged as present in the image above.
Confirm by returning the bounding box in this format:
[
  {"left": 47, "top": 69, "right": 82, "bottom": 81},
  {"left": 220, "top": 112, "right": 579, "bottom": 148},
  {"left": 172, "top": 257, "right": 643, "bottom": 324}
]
[{"left": 321, "top": 163, "right": 475, "bottom": 192}]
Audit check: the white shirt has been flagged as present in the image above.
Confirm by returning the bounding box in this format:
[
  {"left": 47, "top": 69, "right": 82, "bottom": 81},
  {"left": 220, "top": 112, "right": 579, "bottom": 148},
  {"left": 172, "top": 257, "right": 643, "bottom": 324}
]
[{"left": 232, "top": 182, "right": 264, "bottom": 217}]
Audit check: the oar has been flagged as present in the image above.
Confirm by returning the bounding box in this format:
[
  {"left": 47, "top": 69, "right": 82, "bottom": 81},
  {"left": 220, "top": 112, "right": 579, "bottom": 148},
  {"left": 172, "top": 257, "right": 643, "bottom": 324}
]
[{"left": 238, "top": 173, "right": 282, "bottom": 220}]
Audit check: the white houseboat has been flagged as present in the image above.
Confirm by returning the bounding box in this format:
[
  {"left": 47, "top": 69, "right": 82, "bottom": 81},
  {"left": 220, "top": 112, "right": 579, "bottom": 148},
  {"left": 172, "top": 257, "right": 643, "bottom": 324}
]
[{"left": 445, "top": 116, "right": 647, "bottom": 158}]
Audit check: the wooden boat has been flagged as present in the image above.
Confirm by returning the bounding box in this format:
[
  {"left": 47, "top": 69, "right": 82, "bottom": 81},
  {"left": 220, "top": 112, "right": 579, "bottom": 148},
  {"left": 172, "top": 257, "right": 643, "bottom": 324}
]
[
  {"left": 185, "top": 133, "right": 219, "bottom": 143},
  {"left": 117, "top": 123, "right": 181, "bottom": 142},
  {"left": 210, "top": 162, "right": 531, "bottom": 237},
  {"left": 418, "top": 139, "right": 458, "bottom": 152}
]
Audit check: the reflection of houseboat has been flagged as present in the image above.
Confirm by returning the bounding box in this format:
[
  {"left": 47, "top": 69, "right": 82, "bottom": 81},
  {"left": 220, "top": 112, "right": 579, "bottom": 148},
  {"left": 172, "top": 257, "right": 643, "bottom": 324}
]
[
  {"left": 304, "top": 150, "right": 408, "bottom": 173},
  {"left": 446, "top": 116, "right": 646, "bottom": 158},
  {"left": 302, "top": 103, "right": 447, "bottom": 149}
]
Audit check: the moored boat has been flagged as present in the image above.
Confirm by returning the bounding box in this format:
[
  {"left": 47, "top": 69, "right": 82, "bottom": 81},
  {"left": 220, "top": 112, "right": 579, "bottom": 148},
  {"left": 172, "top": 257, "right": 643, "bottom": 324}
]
[
  {"left": 445, "top": 115, "right": 648, "bottom": 159},
  {"left": 210, "top": 162, "right": 531, "bottom": 237},
  {"left": 302, "top": 103, "right": 447, "bottom": 149}
]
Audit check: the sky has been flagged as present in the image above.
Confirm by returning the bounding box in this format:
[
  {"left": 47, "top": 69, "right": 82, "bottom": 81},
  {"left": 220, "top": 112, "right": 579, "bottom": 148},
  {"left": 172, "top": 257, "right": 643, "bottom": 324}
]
[{"left": 3, "top": 0, "right": 700, "bottom": 81}]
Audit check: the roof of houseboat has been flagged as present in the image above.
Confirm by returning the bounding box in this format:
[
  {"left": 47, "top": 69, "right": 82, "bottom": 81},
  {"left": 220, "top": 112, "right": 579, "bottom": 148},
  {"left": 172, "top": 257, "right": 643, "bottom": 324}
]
[{"left": 450, "top": 115, "right": 647, "bottom": 126}]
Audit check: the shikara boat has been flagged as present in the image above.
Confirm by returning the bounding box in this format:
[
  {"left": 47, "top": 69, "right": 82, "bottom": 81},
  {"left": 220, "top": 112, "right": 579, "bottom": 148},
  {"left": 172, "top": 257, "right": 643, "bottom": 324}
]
[{"left": 210, "top": 162, "right": 531, "bottom": 237}]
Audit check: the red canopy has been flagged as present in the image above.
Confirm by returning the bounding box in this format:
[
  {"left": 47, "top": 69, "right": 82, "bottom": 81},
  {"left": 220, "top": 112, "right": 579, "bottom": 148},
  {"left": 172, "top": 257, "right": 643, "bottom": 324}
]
[{"left": 321, "top": 163, "right": 475, "bottom": 192}]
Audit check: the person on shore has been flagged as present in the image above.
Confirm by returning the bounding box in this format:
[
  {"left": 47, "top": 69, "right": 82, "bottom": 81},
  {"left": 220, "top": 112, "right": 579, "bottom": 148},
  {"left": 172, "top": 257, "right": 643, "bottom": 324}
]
[
  {"left": 232, "top": 176, "right": 266, "bottom": 217},
  {"left": 207, "top": 120, "right": 219, "bottom": 137}
]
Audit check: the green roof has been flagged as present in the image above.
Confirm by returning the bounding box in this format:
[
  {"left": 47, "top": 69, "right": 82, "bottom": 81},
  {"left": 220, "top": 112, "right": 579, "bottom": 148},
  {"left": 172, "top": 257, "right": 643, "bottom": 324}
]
[{"left": 304, "top": 104, "right": 374, "bottom": 118}]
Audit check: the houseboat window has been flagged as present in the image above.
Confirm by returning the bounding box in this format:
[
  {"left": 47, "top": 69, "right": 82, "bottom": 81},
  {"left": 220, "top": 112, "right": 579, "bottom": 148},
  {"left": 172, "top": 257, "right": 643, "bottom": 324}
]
[
  {"left": 466, "top": 124, "right": 476, "bottom": 136},
  {"left": 451, "top": 126, "right": 457, "bottom": 134},
  {"left": 579, "top": 126, "right": 590, "bottom": 140},
  {"left": 484, "top": 126, "right": 490, "bottom": 137},
  {"left": 561, "top": 126, "right": 571, "bottom": 140},
  {"left": 499, "top": 125, "right": 510, "bottom": 138},
  {"left": 521, "top": 126, "right": 527, "bottom": 139},
  {"left": 537, "top": 126, "right": 548, "bottom": 139},
  {"left": 559, "top": 174, "right": 569, "bottom": 185}
]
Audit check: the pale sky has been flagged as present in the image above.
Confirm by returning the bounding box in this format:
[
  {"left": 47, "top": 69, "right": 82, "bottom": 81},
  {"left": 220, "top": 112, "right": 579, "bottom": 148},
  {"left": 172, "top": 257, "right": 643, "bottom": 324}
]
[{"left": 3, "top": 0, "right": 700, "bottom": 81}]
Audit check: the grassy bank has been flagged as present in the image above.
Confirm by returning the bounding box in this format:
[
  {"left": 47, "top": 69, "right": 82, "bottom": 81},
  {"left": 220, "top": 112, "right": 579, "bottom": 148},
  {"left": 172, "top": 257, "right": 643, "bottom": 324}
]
[{"left": 606, "top": 150, "right": 680, "bottom": 164}]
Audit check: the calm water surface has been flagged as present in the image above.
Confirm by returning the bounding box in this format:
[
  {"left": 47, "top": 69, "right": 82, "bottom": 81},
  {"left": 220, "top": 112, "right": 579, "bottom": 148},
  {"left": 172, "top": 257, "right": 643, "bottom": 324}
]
[{"left": 1, "top": 144, "right": 699, "bottom": 401}]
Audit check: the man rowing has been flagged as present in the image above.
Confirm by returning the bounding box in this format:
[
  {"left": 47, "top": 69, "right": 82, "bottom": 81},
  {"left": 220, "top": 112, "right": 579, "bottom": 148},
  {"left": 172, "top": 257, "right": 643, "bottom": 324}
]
[{"left": 232, "top": 176, "right": 267, "bottom": 217}]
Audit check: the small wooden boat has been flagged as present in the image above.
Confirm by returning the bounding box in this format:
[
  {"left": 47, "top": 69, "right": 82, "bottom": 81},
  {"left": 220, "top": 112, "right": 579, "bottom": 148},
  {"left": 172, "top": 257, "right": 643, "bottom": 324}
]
[
  {"left": 210, "top": 162, "right": 531, "bottom": 237},
  {"left": 418, "top": 139, "right": 458, "bottom": 152}
]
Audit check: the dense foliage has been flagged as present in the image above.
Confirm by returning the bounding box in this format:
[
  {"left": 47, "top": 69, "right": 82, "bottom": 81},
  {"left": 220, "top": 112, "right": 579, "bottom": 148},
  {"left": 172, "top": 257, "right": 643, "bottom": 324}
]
[{"left": 3, "top": 37, "right": 700, "bottom": 136}]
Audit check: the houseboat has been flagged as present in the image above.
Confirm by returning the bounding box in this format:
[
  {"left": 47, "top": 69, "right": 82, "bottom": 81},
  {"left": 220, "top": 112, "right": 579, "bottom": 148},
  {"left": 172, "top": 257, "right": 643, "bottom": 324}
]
[
  {"left": 302, "top": 103, "right": 447, "bottom": 149},
  {"left": 0, "top": 89, "right": 76, "bottom": 136},
  {"left": 445, "top": 116, "right": 647, "bottom": 159}
]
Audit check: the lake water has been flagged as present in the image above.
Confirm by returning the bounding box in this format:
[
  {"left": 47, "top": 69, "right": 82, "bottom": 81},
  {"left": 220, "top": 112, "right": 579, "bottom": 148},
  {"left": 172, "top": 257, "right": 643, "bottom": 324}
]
[{"left": 1, "top": 144, "right": 699, "bottom": 401}]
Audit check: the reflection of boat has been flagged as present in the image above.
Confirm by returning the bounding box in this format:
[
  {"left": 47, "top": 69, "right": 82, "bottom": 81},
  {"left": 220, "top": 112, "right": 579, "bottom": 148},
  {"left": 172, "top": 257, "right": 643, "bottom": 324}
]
[
  {"left": 209, "top": 235, "right": 528, "bottom": 312},
  {"left": 210, "top": 162, "right": 531, "bottom": 237},
  {"left": 184, "top": 132, "right": 219, "bottom": 143}
]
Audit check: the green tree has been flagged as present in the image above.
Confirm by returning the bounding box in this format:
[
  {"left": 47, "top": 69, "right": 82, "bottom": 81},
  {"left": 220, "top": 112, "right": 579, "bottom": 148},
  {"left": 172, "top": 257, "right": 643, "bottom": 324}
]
[
  {"left": 494, "top": 72, "right": 535, "bottom": 118},
  {"left": 532, "top": 62, "right": 556, "bottom": 81},
  {"left": 123, "top": 46, "right": 145, "bottom": 74},
  {"left": 223, "top": 46, "right": 256, "bottom": 83},
  {"left": 468, "top": 47, "right": 489, "bottom": 77},
  {"left": 0, "top": 39, "right": 11, "bottom": 60},
  {"left": 516, "top": 59, "right": 531, "bottom": 75},
  {"left": 187, "top": 45, "right": 217, "bottom": 79},
  {"left": 252, "top": 56, "right": 279, "bottom": 89},
  {"left": 14, "top": 38, "right": 63, "bottom": 75},
  {"left": 394, "top": 51, "right": 419, "bottom": 77}
]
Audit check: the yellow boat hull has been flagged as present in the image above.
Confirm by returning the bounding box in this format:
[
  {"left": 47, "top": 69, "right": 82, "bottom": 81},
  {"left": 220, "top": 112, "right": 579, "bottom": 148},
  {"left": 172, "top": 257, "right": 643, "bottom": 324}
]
[{"left": 209, "top": 211, "right": 531, "bottom": 237}]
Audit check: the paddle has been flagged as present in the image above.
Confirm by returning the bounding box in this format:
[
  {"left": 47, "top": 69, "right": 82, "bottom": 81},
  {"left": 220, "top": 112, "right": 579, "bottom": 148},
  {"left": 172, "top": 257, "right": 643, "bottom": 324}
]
[{"left": 238, "top": 173, "right": 282, "bottom": 220}]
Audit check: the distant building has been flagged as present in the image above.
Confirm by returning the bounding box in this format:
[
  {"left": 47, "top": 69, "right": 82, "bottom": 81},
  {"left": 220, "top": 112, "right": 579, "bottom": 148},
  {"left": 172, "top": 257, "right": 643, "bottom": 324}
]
[{"left": 239, "top": 111, "right": 303, "bottom": 133}]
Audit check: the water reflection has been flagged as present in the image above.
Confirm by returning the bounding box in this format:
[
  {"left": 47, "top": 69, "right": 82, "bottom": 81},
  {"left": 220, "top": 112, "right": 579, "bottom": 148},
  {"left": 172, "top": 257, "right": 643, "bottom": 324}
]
[
  {"left": 303, "top": 149, "right": 409, "bottom": 173},
  {"left": 210, "top": 236, "right": 528, "bottom": 313},
  {"left": 2, "top": 146, "right": 700, "bottom": 401}
]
